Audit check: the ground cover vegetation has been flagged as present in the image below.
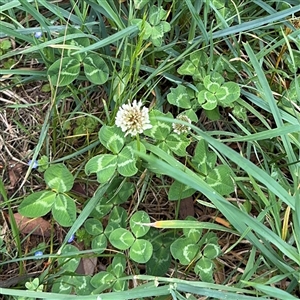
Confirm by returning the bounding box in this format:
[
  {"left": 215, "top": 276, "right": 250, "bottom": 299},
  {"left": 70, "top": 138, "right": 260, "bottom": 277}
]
[{"left": 0, "top": 0, "right": 300, "bottom": 299}]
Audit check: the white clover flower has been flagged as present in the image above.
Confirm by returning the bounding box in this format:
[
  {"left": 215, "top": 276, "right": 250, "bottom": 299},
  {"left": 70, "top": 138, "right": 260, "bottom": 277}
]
[
  {"left": 115, "top": 100, "right": 152, "bottom": 136},
  {"left": 172, "top": 115, "right": 191, "bottom": 134}
]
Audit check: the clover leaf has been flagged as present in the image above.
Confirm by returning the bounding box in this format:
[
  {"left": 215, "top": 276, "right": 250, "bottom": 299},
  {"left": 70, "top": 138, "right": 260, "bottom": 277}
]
[{"left": 132, "top": 6, "right": 170, "bottom": 47}]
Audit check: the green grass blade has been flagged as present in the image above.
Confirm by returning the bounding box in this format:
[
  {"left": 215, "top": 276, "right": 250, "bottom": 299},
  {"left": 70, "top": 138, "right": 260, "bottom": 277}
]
[
  {"left": 244, "top": 43, "right": 299, "bottom": 180},
  {"left": 72, "top": 25, "right": 139, "bottom": 54},
  {"left": 156, "top": 118, "right": 295, "bottom": 209},
  {"left": 138, "top": 143, "right": 299, "bottom": 270}
]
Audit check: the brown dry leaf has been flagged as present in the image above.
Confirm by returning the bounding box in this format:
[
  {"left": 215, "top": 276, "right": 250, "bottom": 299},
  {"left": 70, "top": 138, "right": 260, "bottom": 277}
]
[
  {"left": 179, "top": 196, "right": 195, "bottom": 219},
  {"left": 76, "top": 257, "right": 97, "bottom": 276},
  {"left": 71, "top": 182, "right": 86, "bottom": 196},
  {"left": 11, "top": 213, "right": 51, "bottom": 237},
  {"left": 8, "top": 161, "right": 24, "bottom": 188}
]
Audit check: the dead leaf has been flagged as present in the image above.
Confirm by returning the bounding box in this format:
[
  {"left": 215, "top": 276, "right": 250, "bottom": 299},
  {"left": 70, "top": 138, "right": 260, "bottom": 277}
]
[
  {"left": 76, "top": 257, "right": 97, "bottom": 275},
  {"left": 71, "top": 182, "right": 86, "bottom": 196},
  {"left": 8, "top": 161, "right": 24, "bottom": 188},
  {"left": 179, "top": 197, "right": 195, "bottom": 219},
  {"left": 11, "top": 213, "right": 51, "bottom": 237}
]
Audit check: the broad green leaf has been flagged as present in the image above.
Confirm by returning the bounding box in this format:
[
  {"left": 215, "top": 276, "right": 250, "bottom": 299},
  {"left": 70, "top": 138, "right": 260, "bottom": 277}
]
[
  {"left": 183, "top": 218, "right": 202, "bottom": 243},
  {"left": 206, "top": 165, "right": 234, "bottom": 195},
  {"left": 219, "top": 82, "right": 240, "bottom": 104},
  {"left": 194, "top": 257, "right": 214, "bottom": 282},
  {"left": 130, "top": 211, "right": 150, "bottom": 238},
  {"left": 178, "top": 50, "right": 208, "bottom": 80},
  {"left": 190, "top": 50, "right": 208, "bottom": 68},
  {"left": 92, "top": 234, "right": 107, "bottom": 254},
  {"left": 197, "top": 90, "right": 218, "bottom": 110},
  {"left": 184, "top": 109, "right": 198, "bottom": 123},
  {"left": 111, "top": 254, "right": 126, "bottom": 277},
  {"left": 198, "top": 75, "right": 239, "bottom": 110},
  {"left": 117, "top": 146, "right": 138, "bottom": 177},
  {"left": 109, "top": 228, "right": 134, "bottom": 250},
  {"left": 90, "top": 201, "right": 112, "bottom": 219},
  {"left": 113, "top": 278, "right": 128, "bottom": 292},
  {"left": 52, "top": 194, "right": 76, "bottom": 227},
  {"left": 104, "top": 221, "right": 119, "bottom": 238},
  {"left": 166, "top": 133, "right": 190, "bottom": 156},
  {"left": 232, "top": 103, "right": 247, "bottom": 121},
  {"left": 51, "top": 276, "right": 73, "bottom": 294},
  {"left": 170, "top": 237, "right": 199, "bottom": 265},
  {"left": 129, "top": 239, "right": 153, "bottom": 263},
  {"left": 74, "top": 116, "right": 98, "bottom": 136},
  {"left": 192, "top": 139, "right": 217, "bottom": 176},
  {"left": 84, "top": 218, "right": 103, "bottom": 235},
  {"left": 167, "top": 85, "right": 192, "bottom": 109},
  {"left": 203, "top": 75, "right": 219, "bottom": 91},
  {"left": 156, "top": 141, "right": 172, "bottom": 157},
  {"left": 144, "top": 110, "right": 172, "bottom": 140},
  {"left": 91, "top": 272, "right": 115, "bottom": 293},
  {"left": 44, "top": 164, "right": 74, "bottom": 192},
  {"left": 284, "top": 50, "right": 300, "bottom": 73},
  {"left": 150, "top": 22, "right": 170, "bottom": 47},
  {"left": 149, "top": 6, "right": 168, "bottom": 26},
  {"left": 132, "top": 19, "right": 152, "bottom": 40},
  {"left": 57, "top": 245, "right": 80, "bottom": 272},
  {"left": 134, "top": 0, "right": 149, "bottom": 9},
  {"left": 209, "top": 73, "right": 225, "bottom": 85},
  {"left": 83, "top": 54, "right": 109, "bottom": 84},
  {"left": 202, "top": 232, "right": 219, "bottom": 244},
  {"left": 146, "top": 246, "right": 171, "bottom": 276},
  {"left": 48, "top": 57, "right": 80, "bottom": 87},
  {"left": 283, "top": 76, "right": 300, "bottom": 104},
  {"left": 0, "top": 40, "right": 11, "bottom": 50},
  {"left": 85, "top": 154, "right": 117, "bottom": 183},
  {"left": 203, "top": 243, "right": 221, "bottom": 259},
  {"left": 62, "top": 27, "right": 90, "bottom": 60},
  {"left": 178, "top": 60, "right": 198, "bottom": 76},
  {"left": 110, "top": 181, "right": 135, "bottom": 204},
  {"left": 109, "top": 206, "right": 127, "bottom": 227},
  {"left": 18, "top": 191, "right": 56, "bottom": 218},
  {"left": 126, "top": 139, "right": 147, "bottom": 154},
  {"left": 168, "top": 180, "right": 196, "bottom": 201},
  {"left": 73, "top": 276, "right": 93, "bottom": 295},
  {"left": 99, "top": 125, "right": 125, "bottom": 154}
]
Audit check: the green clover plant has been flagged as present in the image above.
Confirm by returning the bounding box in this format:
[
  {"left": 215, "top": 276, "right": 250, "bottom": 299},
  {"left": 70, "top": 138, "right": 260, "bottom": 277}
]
[
  {"left": 144, "top": 110, "right": 196, "bottom": 157},
  {"left": 144, "top": 228, "right": 173, "bottom": 276},
  {"left": 109, "top": 211, "right": 153, "bottom": 264},
  {"left": 169, "top": 139, "right": 234, "bottom": 200},
  {"left": 47, "top": 28, "right": 109, "bottom": 87},
  {"left": 132, "top": 5, "right": 171, "bottom": 47},
  {"left": 85, "top": 125, "right": 146, "bottom": 184},
  {"left": 18, "top": 164, "right": 76, "bottom": 227},
  {"left": 170, "top": 217, "right": 221, "bottom": 283},
  {"left": 91, "top": 254, "right": 128, "bottom": 293},
  {"left": 52, "top": 244, "right": 94, "bottom": 295},
  {"left": 175, "top": 49, "right": 242, "bottom": 120}
]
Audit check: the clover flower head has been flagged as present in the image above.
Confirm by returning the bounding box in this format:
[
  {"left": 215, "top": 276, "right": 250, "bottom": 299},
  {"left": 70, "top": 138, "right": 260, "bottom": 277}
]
[
  {"left": 115, "top": 100, "right": 152, "bottom": 136},
  {"left": 28, "top": 159, "right": 38, "bottom": 169},
  {"left": 172, "top": 115, "right": 191, "bottom": 135}
]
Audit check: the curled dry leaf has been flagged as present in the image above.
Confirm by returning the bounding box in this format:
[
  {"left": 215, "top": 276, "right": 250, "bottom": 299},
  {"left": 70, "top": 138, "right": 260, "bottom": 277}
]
[
  {"left": 179, "top": 196, "right": 195, "bottom": 219},
  {"left": 11, "top": 213, "right": 51, "bottom": 237},
  {"left": 8, "top": 161, "right": 24, "bottom": 188},
  {"left": 76, "top": 257, "right": 98, "bottom": 276}
]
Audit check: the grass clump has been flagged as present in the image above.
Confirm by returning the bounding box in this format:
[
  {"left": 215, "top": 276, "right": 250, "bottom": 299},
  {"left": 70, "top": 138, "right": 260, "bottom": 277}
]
[{"left": 0, "top": 0, "right": 300, "bottom": 299}]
